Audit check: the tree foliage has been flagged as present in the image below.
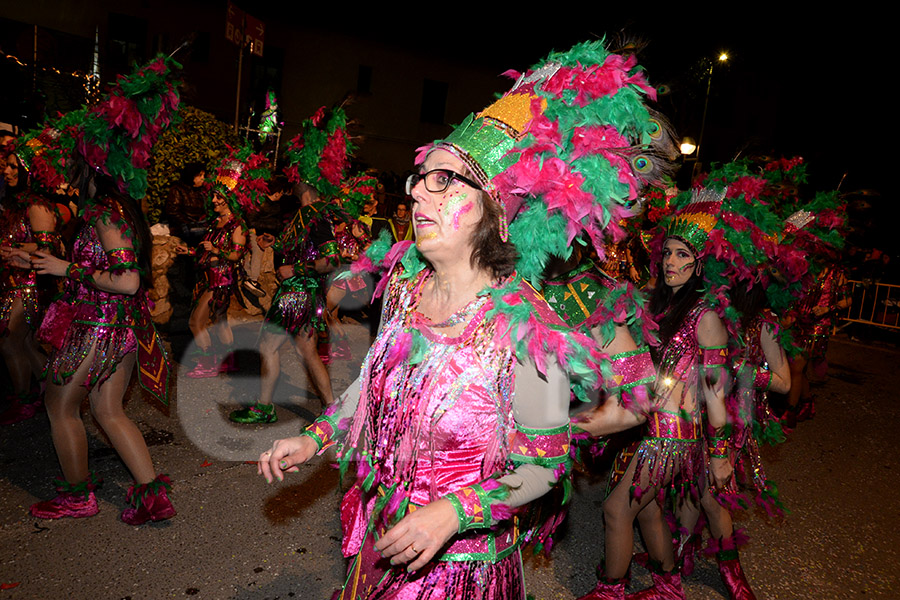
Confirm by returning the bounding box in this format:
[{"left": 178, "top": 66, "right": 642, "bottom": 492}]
[{"left": 146, "top": 106, "right": 238, "bottom": 223}]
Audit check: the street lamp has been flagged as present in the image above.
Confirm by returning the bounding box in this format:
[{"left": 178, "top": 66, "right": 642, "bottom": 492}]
[{"left": 694, "top": 51, "right": 729, "bottom": 171}]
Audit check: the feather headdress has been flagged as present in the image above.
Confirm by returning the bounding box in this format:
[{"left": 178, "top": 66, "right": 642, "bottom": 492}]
[
  {"left": 282, "top": 105, "right": 354, "bottom": 201},
  {"left": 208, "top": 144, "right": 271, "bottom": 218},
  {"left": 77, "top": 55, "right": 182, "bottom": 200}
]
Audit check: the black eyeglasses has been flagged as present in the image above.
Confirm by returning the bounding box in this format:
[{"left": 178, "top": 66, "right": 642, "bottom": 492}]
[{"left": 405, "top": 169, "right": 481, "bottom": 196}]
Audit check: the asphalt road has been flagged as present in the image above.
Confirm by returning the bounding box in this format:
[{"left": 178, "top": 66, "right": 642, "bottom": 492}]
[{"left": 1, "top": 322, "right": 897, "bottom": 600}]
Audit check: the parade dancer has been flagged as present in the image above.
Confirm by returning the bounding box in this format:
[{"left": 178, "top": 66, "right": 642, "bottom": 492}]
[
  {"left": 0, "top": 145, "right": 59, "bottom": 424},
  {"left": 258, "top": 40, "right": 668, "bottom": 599},
  {"left": 229, "top": 107, "right": 348, "bottom": 424},
  {"left": 576, "top": 190, "right": 741, "bottom": 599},
  {"left": 18, "top": 56, "right": 178, "bottom": 524},
  {"left": 176, "top": 147, "right": 269, "bottom": 377}
]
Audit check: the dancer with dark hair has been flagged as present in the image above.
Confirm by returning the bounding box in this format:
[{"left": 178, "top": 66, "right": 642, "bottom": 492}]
[
  {"left": 176, "top": 147, "right": 268, "bottom": 378},
  {"left": 229, "top": 108, "right": 347, "bottom": 424},
  {"left": 0, "top": 147, "right": 58, "bottom": 424},
  {"left": 258, "top": 40, "right": 668, "bottom": 599},
  {"left": 13, "top": 56, "right": 179, "bottom": 524}
]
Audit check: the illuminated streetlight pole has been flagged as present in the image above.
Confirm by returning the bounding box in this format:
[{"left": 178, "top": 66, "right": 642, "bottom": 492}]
[{"left": 693, "top": 52, "right": 729, "bottom": 178}]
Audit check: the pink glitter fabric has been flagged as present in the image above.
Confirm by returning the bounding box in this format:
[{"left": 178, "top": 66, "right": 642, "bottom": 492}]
[
  {"left": 192, "top": 215, "right": 247, "bottom": 324},
  {"left": 729, "top": 311, "right": 784, "bottom": 512},
  {"left": 338, "top": 531, "right": 524, "bottom": 600},
  {"left": 793, "top": 265, "right": 848, "bottom": 358},
  {"left": 607, "top": 302, "right": 711, "bottom": 501},
  {"left": 40, "top": 198, "right": 163, "bottom": 393},
  {"left": 0, "top": 191, "right": 57, "bottom": 335},
  {"left": 331, "top": 265, "right": 545, "bottom": 599}
]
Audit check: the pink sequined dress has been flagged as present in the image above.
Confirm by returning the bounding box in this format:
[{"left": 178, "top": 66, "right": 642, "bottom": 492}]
[
  {"left": 301, "top": 264, "right": 571, "bottom": 600},
  {"left": 606, "top": 301, "right": 714, "bottom": 502},
  {"left": 38, "top": 198, "right": 168, "bottom": 401},
  {"left": 192, "top": 214, "right": 247, "bottom": 323},
  {"left": 795, "top": 265, "right": 848, "bottom": 358},
  {"left": 729, "top": 310, "right": 784, "bottom": 514},
  {"left": 0, "top": 190, "right": 58, "bottom": 336}
]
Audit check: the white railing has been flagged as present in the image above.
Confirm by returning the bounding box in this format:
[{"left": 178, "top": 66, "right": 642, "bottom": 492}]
[{"left": 841, "top": 279, "right": 900, "bottom": 331}]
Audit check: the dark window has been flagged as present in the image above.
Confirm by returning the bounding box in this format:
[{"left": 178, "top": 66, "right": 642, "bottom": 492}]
[
  {"left": 191, "top": 31, "right": 210, "bottom": 63},
  {"left": 357, "top": 65, "right": 372, "bottom": 95},
  {"left": 107, "top": 13, "right": 147, "bottom": 73},
  {"left": 420, "top": 79, "right": 447, "bottom": 125}
]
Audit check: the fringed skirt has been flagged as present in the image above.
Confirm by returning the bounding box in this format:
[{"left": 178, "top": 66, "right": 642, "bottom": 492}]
[
  {"left": 40, "top": 300, "right": 137, "bottom": 390},
  {"left": 192, "top": 266, "right": 234, "bottom": 325},
  {"left": 0, "top": 287, "right": 41, "bottom": 336},
  {"left": 263, "top": 273, "right": 326, "bottom": 337},
  {"left": 337, "top": 533, "right": 525, "bottom": 600},
  {"left": 606, "top": 409, "right": 703, "bottom": 503}
]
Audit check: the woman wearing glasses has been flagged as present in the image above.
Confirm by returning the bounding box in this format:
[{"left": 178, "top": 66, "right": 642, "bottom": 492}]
[{"left": 258, "top": 41, "right": 666, "bottom": 599}]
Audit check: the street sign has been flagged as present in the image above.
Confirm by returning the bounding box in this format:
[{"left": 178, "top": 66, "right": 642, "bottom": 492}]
[
  {"left": 226, "top": 2, "right": 244, "bottom": 46},
  {"left": 245, "top": 14, "right": 265, "bottom": 57}
]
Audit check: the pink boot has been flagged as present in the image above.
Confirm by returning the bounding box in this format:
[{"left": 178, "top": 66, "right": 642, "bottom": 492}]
[
  {"left": 717, "top": 550, "right": 757, "bottom": 600},
  {"left": 30, "top": 474, "right": 101, "bottom": 519},
  {"left": 0, "top": 393, "right": 43, "bottom": 425},
  {"left": 186, "top": 353, "right": 218, "bottom": 378},
  {"left": 577, "top": 575, "right": 627, "bottom": 600},
  {"left": 625, "top": 570, "right": 685, "bottom": 600},
  {"left": 121, "top": 474, "right": 176, "bottom": 525},
  {"left": 218, "top": 351, "right": 239, "bottom": 374}
]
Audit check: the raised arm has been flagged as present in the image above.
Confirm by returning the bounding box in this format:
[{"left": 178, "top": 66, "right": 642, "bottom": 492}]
[
  {"left": 760, "top": 322, "right": 790, "bottom": 394},
  {"left": 571, "top": 324, "right": 655, "bottom": 437},
  {"left": 31, "top": 215, "right": 141, "bottom": 295}
]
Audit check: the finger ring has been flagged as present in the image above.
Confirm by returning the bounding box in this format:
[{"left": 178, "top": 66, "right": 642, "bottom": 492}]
[{"left": 411, "top": 544, "right": 418, "bottom": 553}]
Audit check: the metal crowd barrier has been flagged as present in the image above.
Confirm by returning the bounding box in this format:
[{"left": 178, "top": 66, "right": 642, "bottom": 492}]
[{"left": 841, "top": 279, "right": 900, "bottom": 330}]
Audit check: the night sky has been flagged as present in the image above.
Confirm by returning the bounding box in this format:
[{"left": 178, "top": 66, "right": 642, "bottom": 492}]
[{"left": 301, "top": 7, "right": 888, "bottom": 195}]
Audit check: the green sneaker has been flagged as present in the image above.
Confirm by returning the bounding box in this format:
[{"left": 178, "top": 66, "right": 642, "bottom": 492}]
[{"left": 229, "top": 402, "right": 277, "bottom": 424}]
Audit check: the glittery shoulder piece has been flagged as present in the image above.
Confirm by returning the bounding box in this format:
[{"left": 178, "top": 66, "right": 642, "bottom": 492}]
[
  {"left": 80, "top": 196, "right": 136, "bottom": 244},
  {"left": 516, "top": 278, "right": 569, "bottom": 329},
  {"left": 786, "top": 209, "right": 814, "bottom": 230}
]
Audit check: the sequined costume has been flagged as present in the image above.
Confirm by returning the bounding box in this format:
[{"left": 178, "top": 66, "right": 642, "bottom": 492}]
[
  {"left": 0, "top": 190, "right": 58, "bottom": 336},
  {"left": 300, "top": 264, "right": 571, "bottom": 600},
  {"left": 264, "top": 201, "right": 339, "bottom": 336},
  {"left": 38, "top": 198, "right": 168, "bottom": 402},
  {"left": 795, "top": 265, "right": 848, "bottom": 359},
  {"left": 192, "top": 214, "right": 247, "bottom": 324},
  {"left": 331, "top": 217, "right": 370, "bottom": 294},
  {"left": 729, "top": 310, "right": 784, "bottom": 512},
  {"left": 607, "top": 301, "right": 716, "bottom": 501},
  {"left": 543, "top": 261, "right": 615, "bottom": 329}
]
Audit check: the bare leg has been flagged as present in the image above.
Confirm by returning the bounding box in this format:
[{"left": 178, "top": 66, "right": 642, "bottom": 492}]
[
  {"left": 23, "top": 329, "right": 48, "bottom": 382},
  {"left": 0, "top": 298, "right": 37, "bottom": 395},
  {"left": 44, "top": 347, "right": 97, "bottom": 483},
  {"left": 700, "top": 488, "right": 734, "bottom": 540},
  {"left": 213, "top": 317, "right": 234, "bottom": 347},
  {"left": 636, "top": 499, "right": 677, "bottom": 568},
  {"left": 294, "top": 328, "right": 334, "bottom": 406},
  {"left": 189, "top": 290, "right": 214, "bottom": 351},
  {"left": 325, "top": 285, "right": 347, "bottom": 336},
  {"left": 787, "top": 354, "right": 807, "bottom": 409},
  {"left": 602, "top": 456, "right": 671, "bottom": 578},
  {"left": 89, "top": 353, "right": 155, "bottom": 484},
  {"left": 258, "top": 330, "right": 287, "bottom": 406}
]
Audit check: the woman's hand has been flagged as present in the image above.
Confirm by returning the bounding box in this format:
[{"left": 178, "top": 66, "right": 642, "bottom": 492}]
[
  {"left": 175, "top": 244, "right": 191, "bottom": 255},
  {"left": 200, "top": 240, "right": 215, "bottom": 252},
  {"left": 372, "top": 498, "right": 459, "bottom": 572},
  {"left": 709, "top": 456, "right": 734, "bottom": 492},
  {"left": 257, "top": 233, "right": 276, "bottom": 249},
  {"left": 30, "top": 250, "right": 70, "bottom": 277},
  {"left": 276, "top": 264, "right": 295, "bottom": 282},
  {"left": 0, "top": 246, "right": 33, "bottom": 269},
  {"left": 257, "top": 435, "right": 318, "bottom": 483}
]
